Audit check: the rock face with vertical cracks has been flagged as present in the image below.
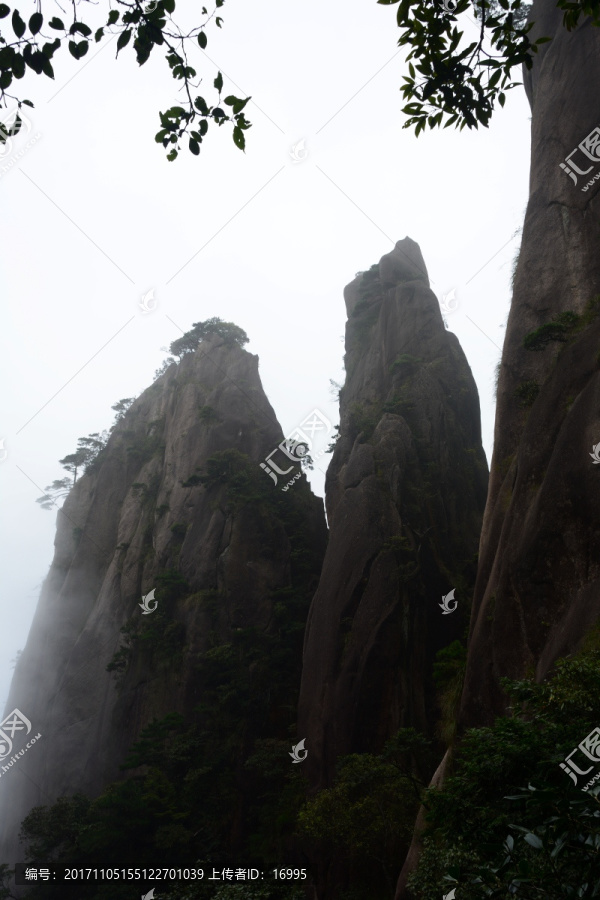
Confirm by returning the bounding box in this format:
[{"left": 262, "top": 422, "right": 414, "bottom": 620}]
[
  {"left": 458, "top": 0, "right": 600, "bottom": 730},
  {"left": 394, "top": 7, "right": 600, "bottom": 897},
  {"left": 298, "top": 238, "right": 488, "bottom": 797},
  {"left": 0, "top": 335, "right": 327, "bottom": 870}
]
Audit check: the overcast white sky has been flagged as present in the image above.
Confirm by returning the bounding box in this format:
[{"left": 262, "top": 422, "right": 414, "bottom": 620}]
[{"left": 0, "top": 0, "right": 531, "bottom": 713}]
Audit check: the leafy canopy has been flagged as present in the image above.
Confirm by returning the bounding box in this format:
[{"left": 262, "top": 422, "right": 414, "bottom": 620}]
[
  {"left": 297, "top": 728, "right": 432, "bottom": 897},
  {"left": 408, "top": 643, "right": 600, "bottom": 898},
  {"left": 0, "top": 0, "right": 251, "bottom": 160},
  {"left": 2, "top": 0, "right": 600, "bottom": 160},
  {"left": 169, "top": 317, "right": 249, "bottom": 358},
  {"left": 380, "top": 0, "right": 600, "bottom": 135}
]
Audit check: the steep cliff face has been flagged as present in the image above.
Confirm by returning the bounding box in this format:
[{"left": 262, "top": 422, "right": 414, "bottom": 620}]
[
  {"left": 298, "top": 238, "right": 488, "bottom": 795},
  {"left": 459, "top": 0, "right": 600, "bottom": 727},
  {"left": 394, "top": 9, "right": 600, "bottom": 897},
  {"left": 0, "top": 335, "right": 327, "bottom": 869}
]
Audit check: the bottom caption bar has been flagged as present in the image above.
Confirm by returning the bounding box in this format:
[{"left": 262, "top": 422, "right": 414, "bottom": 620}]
[{"left": 15, "top": 864, "right": 308, "bottom": 884}]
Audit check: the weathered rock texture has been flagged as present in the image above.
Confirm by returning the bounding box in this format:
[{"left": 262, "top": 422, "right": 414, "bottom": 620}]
[
  {"left": 298, "top": 238, "right": 488, "bottom": 894},
  {"left": 0, "top": 336, "right": 327, "bottom": 870},
  {"left": 458, "top": 0, "right": 600, "bottom": 728},
  {"left": 395, "top": 5, "right": 600, "bottom": 897}
]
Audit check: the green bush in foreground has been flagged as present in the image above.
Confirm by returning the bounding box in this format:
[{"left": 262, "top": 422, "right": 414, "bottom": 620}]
[
  {"left": 298, "top": 728, "right": 430, "bottom": 898},
  {"left": 409, "top": 646, "right": 600, "bottom": 898}
]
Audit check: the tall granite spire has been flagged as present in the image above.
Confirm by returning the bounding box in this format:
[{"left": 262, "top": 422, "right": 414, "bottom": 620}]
[{"left": 298, "top": 238, "right": 488, "bottom": 897}]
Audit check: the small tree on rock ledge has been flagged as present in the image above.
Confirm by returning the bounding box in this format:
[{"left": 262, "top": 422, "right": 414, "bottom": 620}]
[{"left": 169, "top": 317, "right": 249, "bottom": 358}]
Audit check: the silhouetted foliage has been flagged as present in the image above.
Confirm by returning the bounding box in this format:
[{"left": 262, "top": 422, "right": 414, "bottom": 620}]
[
  {"left": 35, "top": 431, "right": 108, "bottom": 509},
  {"left": 3, "top": 0, "right": 599, "bottom": 161},
  {"left": 110, "top": 398, "right": 135, "bottom": 423},
  {"left": 154, "top": 356, "right": 177, "bottom": 380},
  {"left": 169, "top": 318, "right": 249, "bottom": 358},
  {"left": 386, "top": 0, "right": 600, "bottom": 135},
  {"left": 0, "top": 0, "right": 251, "bottom": 161}
]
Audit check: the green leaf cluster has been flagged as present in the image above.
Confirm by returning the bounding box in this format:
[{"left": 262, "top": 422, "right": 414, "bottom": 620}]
[
  {"left": 514, "top": 379, "right": 540, "bottom": 407},
  {"left": 169, "top": 317, "right": 249, "bottom": 358},
  {"left": 522, "top": 311, "right": 580, "bottom": 351},
  {"left": 409, "top": 646, "right": 600, "bottom": 898},
  {"left": 298, "top": 729, "right": 430, "bottom": 898}
]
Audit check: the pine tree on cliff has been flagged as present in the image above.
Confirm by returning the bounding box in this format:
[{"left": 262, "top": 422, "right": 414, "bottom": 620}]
[{"left": 168, "top": 317, "right": 249, "bottom": 358}]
